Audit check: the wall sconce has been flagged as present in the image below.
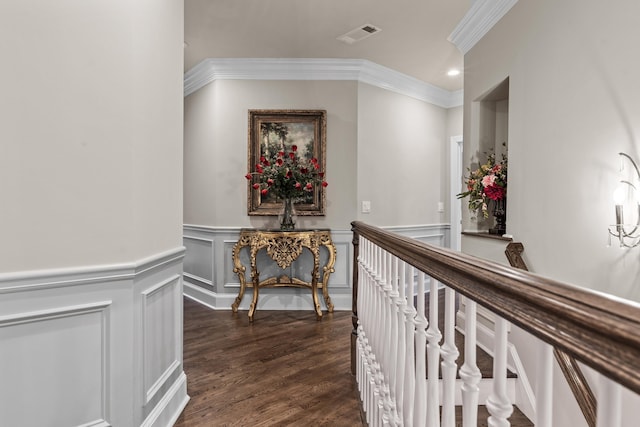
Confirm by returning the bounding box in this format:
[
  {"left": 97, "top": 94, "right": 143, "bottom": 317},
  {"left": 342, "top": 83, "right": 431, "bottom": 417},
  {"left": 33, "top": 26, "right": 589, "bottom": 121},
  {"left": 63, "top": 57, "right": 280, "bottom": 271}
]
[{"left": 608, "top": 152, "right": 640, "bottom": 248}]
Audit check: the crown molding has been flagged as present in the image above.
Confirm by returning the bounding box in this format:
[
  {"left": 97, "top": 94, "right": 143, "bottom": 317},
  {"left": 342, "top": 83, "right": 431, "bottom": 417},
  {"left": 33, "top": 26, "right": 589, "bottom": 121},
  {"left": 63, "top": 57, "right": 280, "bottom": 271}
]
[
  {"left": 448, "top": 0, "right": 519, "bottom": 55},
  {"left": 183, "top": 58, "right": 463, "bottom": 108}
]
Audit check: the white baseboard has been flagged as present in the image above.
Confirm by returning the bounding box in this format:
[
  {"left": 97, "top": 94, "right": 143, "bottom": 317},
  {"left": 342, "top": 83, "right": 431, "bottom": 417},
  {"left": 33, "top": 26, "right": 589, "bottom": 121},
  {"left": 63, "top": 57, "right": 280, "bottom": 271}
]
[
  {"left": 141, "top": 372, "right": 190, "bottom": 427},
  {"left": 184, "top": 280, "right": 352, "bottom": 312}
]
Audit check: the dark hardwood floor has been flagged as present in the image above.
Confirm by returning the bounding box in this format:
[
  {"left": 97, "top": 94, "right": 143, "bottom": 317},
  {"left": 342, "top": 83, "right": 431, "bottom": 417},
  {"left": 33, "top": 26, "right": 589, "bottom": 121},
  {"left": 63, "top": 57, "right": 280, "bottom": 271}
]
[
  {"left": 175, "top": 296, "right": 532, "bottom": 426},
  {"left": 174, "top": 297, "right": 365, "bottom": 426}
]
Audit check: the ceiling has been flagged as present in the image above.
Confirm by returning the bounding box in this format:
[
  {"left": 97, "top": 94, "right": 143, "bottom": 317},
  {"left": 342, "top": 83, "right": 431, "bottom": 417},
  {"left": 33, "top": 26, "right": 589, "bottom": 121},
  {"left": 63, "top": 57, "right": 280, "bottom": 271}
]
[{"left": 184, "top": 0, "right": 470, "bottom": 92}]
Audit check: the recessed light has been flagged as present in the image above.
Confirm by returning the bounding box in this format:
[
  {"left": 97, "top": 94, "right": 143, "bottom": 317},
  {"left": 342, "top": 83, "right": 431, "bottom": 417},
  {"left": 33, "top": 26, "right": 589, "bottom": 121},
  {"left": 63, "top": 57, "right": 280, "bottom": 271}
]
[{"left": 447, "top": 69, "right": 461, "bottom": 76}]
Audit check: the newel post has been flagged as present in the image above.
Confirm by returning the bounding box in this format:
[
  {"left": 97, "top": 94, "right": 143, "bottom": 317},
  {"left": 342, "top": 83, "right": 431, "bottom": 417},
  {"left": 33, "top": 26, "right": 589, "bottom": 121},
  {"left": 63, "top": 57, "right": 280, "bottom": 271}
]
[{"left": 350, "top": 221, "right": 360, "bottom": 375}]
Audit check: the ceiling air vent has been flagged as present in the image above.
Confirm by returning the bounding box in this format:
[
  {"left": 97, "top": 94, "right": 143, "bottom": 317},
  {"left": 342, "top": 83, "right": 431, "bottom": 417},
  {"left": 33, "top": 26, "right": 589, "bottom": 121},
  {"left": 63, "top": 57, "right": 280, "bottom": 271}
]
[{"left": 337, "top": 23, "right": 382, "bottom": 44}]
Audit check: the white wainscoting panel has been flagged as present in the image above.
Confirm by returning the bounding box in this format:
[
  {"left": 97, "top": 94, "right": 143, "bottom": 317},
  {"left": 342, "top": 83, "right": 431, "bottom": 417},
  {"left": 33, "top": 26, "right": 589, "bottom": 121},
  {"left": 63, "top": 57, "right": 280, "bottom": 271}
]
[
  {"left": 183, "top": 236, "right": 213, "bottom": 287},
  {"left": 382, "top": 223, "right": 449, "bottom": 248},
  {"left": 183, "top": 226, "right": 355, "bottom": 312},
  {"left": 0, "top": 247, "right": 188, "bottom": 427},
  {"left": 0, "top": 302, "right": 111, "bottom": 427},
  {"left": 142, "top": 275, "right": 181, "bottom": 405},
  {"left": 182, "top": 225, "right": 449, "bottom": 313},
  {"left": 223, "top": 239, "right": 241, "bottom": 289}
]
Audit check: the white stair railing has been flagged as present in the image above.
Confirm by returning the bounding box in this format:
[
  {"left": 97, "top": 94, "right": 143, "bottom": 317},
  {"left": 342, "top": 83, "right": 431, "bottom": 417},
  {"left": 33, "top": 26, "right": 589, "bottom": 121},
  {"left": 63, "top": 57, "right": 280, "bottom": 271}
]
[
  {"left": 351, "top": 221, "right": 640, "bottom": 427},
  {"left": 440, "top": 286, "right": 459, "bottom": 427},
  {"left": 459, "top": 300, "right": 482, "bottom": 427}
]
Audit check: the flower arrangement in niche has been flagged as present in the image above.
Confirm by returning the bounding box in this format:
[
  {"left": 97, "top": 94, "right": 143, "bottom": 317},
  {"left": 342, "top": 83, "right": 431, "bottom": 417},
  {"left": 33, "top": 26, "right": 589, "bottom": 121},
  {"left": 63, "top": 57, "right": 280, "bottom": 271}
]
[
  {"left": 457, "top": 149, "right": 507, "bottom": 219},
  {"left": 245, "top": 144, "right": 328, "bottom": 200}
]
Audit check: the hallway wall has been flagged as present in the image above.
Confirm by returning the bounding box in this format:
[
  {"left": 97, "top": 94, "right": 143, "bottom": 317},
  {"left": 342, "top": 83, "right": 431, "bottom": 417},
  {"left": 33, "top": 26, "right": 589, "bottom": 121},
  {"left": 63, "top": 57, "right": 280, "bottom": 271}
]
[
  {"left": 0, "top": 1, "right": 187, "bottom": 426},
  {"left": 462, "top": 1, "right": 640, "bottom": 425},
  {"left": 0, "top": 1, "right": 184, "bottom": 272},
  {"left": 356, "top": 83, "right": 449, "bottom": 226},
  {"left": 463, "top": 0, "right": 640, "bottom": 302},
  {"left": 184, "top": 79, "right": 358, "bottom": 230},
  {"left": 182, "top": 77, "right": 458, "bottom": 309}
]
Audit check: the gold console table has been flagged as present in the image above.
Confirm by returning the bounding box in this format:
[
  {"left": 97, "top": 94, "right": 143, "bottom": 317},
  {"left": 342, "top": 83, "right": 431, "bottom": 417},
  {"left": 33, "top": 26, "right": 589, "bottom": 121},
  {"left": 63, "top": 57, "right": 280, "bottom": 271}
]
[{"left": 231, "top": 229, "right": 336, "bottom": 321}]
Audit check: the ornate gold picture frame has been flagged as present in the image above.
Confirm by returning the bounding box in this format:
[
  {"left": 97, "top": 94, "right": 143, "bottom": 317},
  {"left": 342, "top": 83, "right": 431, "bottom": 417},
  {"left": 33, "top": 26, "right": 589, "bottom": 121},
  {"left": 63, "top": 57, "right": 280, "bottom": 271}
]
[{"left": 247, "top": 109, "right": 327, "bottom": 216}]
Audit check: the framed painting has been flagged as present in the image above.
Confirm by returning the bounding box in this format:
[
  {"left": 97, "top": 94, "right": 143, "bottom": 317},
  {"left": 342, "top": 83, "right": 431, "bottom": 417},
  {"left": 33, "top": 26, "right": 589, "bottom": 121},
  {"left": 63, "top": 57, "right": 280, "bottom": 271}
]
[{"left": 247, "top": 109, "right": 327, "bottom": 216}]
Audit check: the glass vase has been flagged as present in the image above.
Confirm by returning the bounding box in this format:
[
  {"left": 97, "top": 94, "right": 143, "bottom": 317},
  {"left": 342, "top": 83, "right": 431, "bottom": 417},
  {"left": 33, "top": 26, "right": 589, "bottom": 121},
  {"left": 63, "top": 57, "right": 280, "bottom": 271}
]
[
  {"left": 279, "top": 198, "right": 296, "bottom": 231},
  {"left": 489, "top": 198, "right": 507, "bottom": 235}
]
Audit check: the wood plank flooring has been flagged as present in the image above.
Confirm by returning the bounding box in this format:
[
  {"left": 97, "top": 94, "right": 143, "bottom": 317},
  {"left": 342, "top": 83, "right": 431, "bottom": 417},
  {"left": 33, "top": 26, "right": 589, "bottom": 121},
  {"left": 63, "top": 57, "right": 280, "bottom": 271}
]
[
  {"left": 175, "top": 296, "right": 532, "bottom": 426},
  {"left": 174, "top": 297, "right": 365, "bottom": 426}
]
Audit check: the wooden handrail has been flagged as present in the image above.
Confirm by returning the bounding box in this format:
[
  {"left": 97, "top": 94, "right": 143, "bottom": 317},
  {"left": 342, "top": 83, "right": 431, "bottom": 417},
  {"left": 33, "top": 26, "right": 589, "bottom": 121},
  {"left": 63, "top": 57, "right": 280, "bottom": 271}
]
[
  {"left": 505, "top": 242, "right": 597, "bottom": 427},
  {"left": 351, "top": 221, "right": 640, "bottom": 395},
  {"left": 554, "top": 348, "right": 597, "bottom": 427}
]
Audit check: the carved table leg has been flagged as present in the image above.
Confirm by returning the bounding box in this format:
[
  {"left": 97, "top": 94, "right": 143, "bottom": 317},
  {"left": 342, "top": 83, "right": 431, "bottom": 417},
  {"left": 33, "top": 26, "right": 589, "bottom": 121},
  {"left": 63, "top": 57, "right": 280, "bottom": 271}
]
[
  {"left": 322, "top": 285, "right": 334, "bottom": 313},
  {"left": 248, "top": 247, "right": 260, "bottom": 322},
  {"left": 312, "top": 283, "right": 323, "bottom": 320},
  {"left": 231, "top": 235, "right": 250, "bottom": 313},
  {"left": 249, "top": 283, "right": 259, "bottom": 322},
  {"left": 231, "top": 281, "right": 246, "bottom": 313},
  {"left": 312, "top": 248, "right": 323, "bottom": 320},
  {"left": 320, "top": 237, "right": 336, "bottom": 313}
]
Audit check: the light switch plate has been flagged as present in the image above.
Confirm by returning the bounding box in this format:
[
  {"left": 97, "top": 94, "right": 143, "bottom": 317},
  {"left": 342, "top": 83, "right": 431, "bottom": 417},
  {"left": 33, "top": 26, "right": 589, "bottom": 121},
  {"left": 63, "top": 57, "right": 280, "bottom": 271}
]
[{"left": 362, "top": 200, "right": 371, "bottom": 213}]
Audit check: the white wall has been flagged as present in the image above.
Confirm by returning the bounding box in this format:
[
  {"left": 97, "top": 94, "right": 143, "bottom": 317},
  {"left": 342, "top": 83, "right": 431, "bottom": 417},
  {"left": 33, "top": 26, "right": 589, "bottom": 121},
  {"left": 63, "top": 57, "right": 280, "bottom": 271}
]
[
  {"left": 462, "top": 0, "right": 640, "bottom": 424},
  {"left": 357, "top": 83, "right": 449, "bottom": 226},
  {"left": 184, "top": 79, "right": 358, "bottom": 230},
  {"left": 183, "top": 78, "right": 458, "bottom": 309},
  {"left": 464, "top": 0, "right": 640, "bottom": 302},
  {"left": 0, "top": 1, "right": 187, "bottom": 426},
  {"left": 445, "top": 106, "right": 464, "bottom": 217},
  {"left": 0, "top": 0, "right": 183, "bottom": 272},
  {"left": 184, "top": 79, "right": 455, "bottom": 230}
]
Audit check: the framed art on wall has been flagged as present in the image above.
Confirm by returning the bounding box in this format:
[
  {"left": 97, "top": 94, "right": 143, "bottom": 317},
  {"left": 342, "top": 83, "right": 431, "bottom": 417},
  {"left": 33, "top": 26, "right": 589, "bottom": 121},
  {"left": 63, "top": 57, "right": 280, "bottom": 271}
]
[{"left": 246, "top": 109, "right": 327, "bottom": 216}]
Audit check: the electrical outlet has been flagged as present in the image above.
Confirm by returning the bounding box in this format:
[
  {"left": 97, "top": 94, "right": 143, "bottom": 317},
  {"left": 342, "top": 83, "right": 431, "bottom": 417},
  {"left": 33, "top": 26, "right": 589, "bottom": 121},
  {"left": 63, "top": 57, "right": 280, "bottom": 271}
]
[
  {"left": 362, "top": 200, "right": 371, "bottom": 213},
  {"left": 438, "top": 202, "right": 445, "bottom": 212}
]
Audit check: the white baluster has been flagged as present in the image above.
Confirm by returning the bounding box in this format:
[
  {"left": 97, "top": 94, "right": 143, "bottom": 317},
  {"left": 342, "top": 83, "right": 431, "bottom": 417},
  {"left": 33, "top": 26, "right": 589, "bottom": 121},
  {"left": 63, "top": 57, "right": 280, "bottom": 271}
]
[
  {"left": 413, "top": 271, "right": 428, "bottom": 426},
  {"left": 388, "top": 254, "right": 401, "bottom": 425},
  {"left": 459, "top": 300, "right": 482, "bottom": 427},
  {"left": 596, "top": 377, "right": 622, "bottom": 427},
  {"left": 366, "top": 239, "right": 378, "bottom": 426},
  {"left": 440, "top": 287, "right": 459, "bottom": 427},
  {"left": 380, "top": 249, "right": 393, "bottom": 425},
  {"left": 403, "top": 265, "right": 417, "bottom": 426},
  {"left": 394, "top": 258, "right": 407, "bottom": 425},
  {"left": 372, "top": 244, "right": 383, "bottom": 425},
  {"left": 426, "top": 279, "right": 443, "bottom": 427},
  {"left": 535, "top": 342, "right": 553, "bottom": 427},
  {"left": 359, "top": 239, "right": 372, "bottom": 423},
  {"left": 356, "top": 238, "right": 368, "bottom": 421},
  {"left": 487, "top": 317, "right": 513, "bottom": 427}
]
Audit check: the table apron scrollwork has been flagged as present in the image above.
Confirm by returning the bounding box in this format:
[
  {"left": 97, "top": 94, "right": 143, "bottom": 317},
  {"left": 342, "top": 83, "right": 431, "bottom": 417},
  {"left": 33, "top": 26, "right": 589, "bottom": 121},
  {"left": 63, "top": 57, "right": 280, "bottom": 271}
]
[{"left": 231, "top": 229, "right": 337, "bottom": 321}]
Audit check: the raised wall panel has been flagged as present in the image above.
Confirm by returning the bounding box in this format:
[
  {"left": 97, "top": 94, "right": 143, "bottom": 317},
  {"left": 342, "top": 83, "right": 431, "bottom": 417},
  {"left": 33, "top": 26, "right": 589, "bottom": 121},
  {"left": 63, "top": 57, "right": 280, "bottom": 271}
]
[
  {"left": 223, "top": 239, "right": 241, "bottom": 288},
  {"left": 331, "top": 240, "right": 351, "bottom": 289},
  {"left": 0, "top": 302, "right": 111, "bottom": 427},
  {"left": 0, "top": 247, "right": 188, "bottom": 427},
  {"left": 183, "top": 225, "right": 447, "bottom": 311},
  {"left": 142, "top": 275, "right": 181, "bottom": 405},
  {"left": 183, "top": 236, "right": 213, "bottom": 286},
  {"left": 413, "top": 233, "right": 445, "bottom": 247}
]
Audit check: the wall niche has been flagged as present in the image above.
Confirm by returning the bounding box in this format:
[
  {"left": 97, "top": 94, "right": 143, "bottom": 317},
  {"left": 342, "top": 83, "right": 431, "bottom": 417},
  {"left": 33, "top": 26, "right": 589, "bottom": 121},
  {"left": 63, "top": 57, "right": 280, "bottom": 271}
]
[
  {"left": 467, "top": 77, "right": 509, "bottom": 234},
  {"left": 478, "top": 77, "right": 509, "bottom": 162}
]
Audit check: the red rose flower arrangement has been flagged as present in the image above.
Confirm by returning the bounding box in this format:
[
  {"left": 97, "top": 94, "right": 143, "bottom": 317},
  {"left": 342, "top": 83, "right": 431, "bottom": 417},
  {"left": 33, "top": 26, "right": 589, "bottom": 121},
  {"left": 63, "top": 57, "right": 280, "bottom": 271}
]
[
  {"left": 457, "top": 150, "right": 507, "bottom": 218},
  {"left": 245, "top": 144, "right": 328, "bottom": 201}
]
